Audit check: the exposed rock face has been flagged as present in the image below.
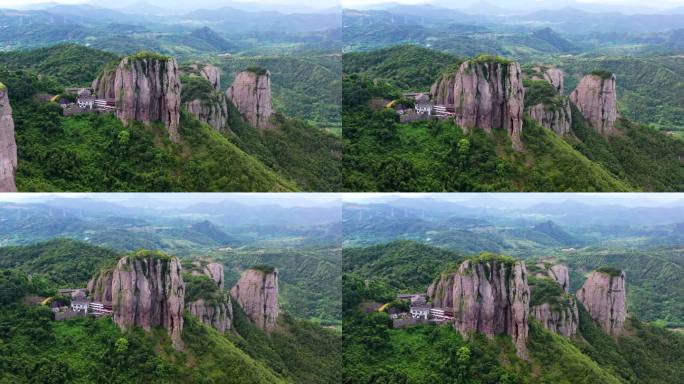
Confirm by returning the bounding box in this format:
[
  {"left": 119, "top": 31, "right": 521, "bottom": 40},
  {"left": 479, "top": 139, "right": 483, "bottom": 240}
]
[
  {"left": 230, "top": 267, "right": 279, "bottom": 332},
  {"left": 429, "top": 258, "right": 530, "bottom": 359},
  {"left": 200, "top": 65, "right": 221, "bottom": 90},
  {"left": 88, "top": 252, "right": 185, "bottom": 349},
  {"left": 576, "top": 269, "right": 627, "bottom": 336},
  {"left": 528, "top": 99, "right": 572, "bottom": 136},
  {"left": 187, "top": 262, "right": 231, "bottom": 333},
  {"left": 531, "top": 301, "right": 578, "bottom": 337},
  {"left": 226, "top": 69, "right": 273, "bottom": 130},
  {"left": 87, "top": 269, "right": 114, "bottom": 305},
  {"left": 202, "top": 262, "right": 225, "bottom": 290},
  {"left": 570, "top": 74, "right": 618, "bottom": 135},
  {"left": 533, "top": 262, "right": 570, "bottom": 293},
  {"left": 0, "top": 84, "right": 17, "bottom": 192},
  {"left": 529, "top": 263, "right": 578, "bottom": 337},
  {"left": 185, "top": 95, "right": 230, "bottom": 131},
  {"left": 549, "top": 264, "right": 570, "bottom": 293},
  {"left": 187, "top": 296, "right": 232, "bottom": 333},
  {"left": 530, "top": 67, "right": 564, "bottom": 94},
  {"left": 93, "top": 55, "right": 182, "bottom": 142},
  {"left": 431, "top": 59, "right": 525, "bottom": 150}
]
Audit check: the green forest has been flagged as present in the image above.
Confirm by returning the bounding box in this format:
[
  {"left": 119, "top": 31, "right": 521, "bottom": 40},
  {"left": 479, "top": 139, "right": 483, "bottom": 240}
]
[
  {"left": 342, "top": 242, "right": 684, "bottom": 384},
  {"left": 0, "top": 240, "right": 340, "bottom": 384},
  {"left": 342, "top": 46, "right": 684, "bottom": 192},
  {"left": 0, "top": 44, "right": 341, "bottom": 192}
]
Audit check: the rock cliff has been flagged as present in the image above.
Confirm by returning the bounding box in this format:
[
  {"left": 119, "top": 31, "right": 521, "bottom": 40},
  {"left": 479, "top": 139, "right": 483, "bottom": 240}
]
[
  {"left": 576, "top": 268, "right": 627, "bottom": 336},
  {"left": 531, "top": 300, "right": 578, "bottom": 337},
  {"left": 529, "top": 263, "right": 578, "bottom": 337},
  {"left": 531, "top": 262, "right": 570, "bottom": 293},
  {"left": 187, "top": 296, "right": 232, "bottom": 333},
  {"left": 230, "top": 267, "right": 279, "bottom": 332},
  {"left": 570, "top": 73, "right": 618, "bottom": 135},
  {"left": 200, "top": 65, "right": 221, "bottom": 90},
  {"left": 186, "top": 262, "right": 231, "bottom": 333},
  {"left": 0, "top": 83, "right": 17, "bottom": 192},
  {"left": 429, "top": 256, "right": 530, "bottom": 359},
  {"left": 226, "top": 68, "right": 273, "bottom": 130},
  {"left": 529, "top": 66, "right": 564, "bottom": 94},
  {"left": 88, "top": 251, "right": 185, "bottom": 349},
  {"left": 431, "top": 58, "right": 525, "bottom": 150},
  {"left": 93, "top": 53, "right": 182, "bottom": 142},
  {"left": 185, "top": 95, "right": 230, "bottom": 131},
  {"left": 527, "top": 98, "right": 572, "bottom": 136}
]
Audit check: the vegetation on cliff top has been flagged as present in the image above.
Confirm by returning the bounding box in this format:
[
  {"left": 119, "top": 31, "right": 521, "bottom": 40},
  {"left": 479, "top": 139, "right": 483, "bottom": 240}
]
[
  {"left": 129, "top": 51, "right": 170, "bottom": 62},
  {"left": 595, "top": 266, "right": 623, "bottom": 277},
  {"left": 589, "top": 70, "right": 614, "bottom": 79}
]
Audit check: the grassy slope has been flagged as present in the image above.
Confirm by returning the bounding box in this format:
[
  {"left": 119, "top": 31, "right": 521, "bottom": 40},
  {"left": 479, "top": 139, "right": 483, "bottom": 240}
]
[{"left": 14, "top": 109, "right": 296, "bottom": 191}]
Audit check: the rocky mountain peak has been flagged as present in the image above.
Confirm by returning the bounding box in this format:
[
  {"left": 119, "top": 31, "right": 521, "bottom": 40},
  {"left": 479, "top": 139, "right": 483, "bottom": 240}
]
[
  {"left": 87, "top": 251, "right": 185, "bottom": 349},
  {"left": 431, "top": 57, "right": 525, "bottom": 151},
  {"left": 186, "top": 261, "right": 231, "bottom": 333},
  {"left": 529, "top": 262, "right": 578, "bottom": 337},
  {"left": 528, "top": 66, "right": 564, "bottom": 94},
  {"left": 226, "top": 68, "right": 274, "bottom": 130},
  {"left": 0, "top": 83, "right": 17, "bottom": 192},
  {"left": 570, "top": 72, "right": 618, "bottom": 135},
  {"left": 523, "top": 67, "right": 571, "bottom": 136},
  {"left": 230, "top": 266, "right": 279, "bottom": 332},
  {"left": 429, "top": 255, "right": 530, "bottom": 359},
  {"left": 200, "top": 65, "right": 221, "bottom": 91},
  {"left": 92, "top": 52, "right": 182, "bottom": 142},
  {"left": 576, "top": 268, "right": 626, "bottom": 336}
]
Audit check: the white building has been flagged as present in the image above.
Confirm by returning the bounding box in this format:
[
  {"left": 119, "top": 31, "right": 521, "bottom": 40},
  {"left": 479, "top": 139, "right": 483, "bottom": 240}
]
[
  {"left": 71, "top": 300, "right": 90, "bottom": 313},
  {"left": 77, "top": 96, "right": 95, "bottom": 109},
  {"left": 415, "top": 102, "right": 433, "bottom": 115},
  {"left": 410, "top": 306, "right": 429, "bottom": 319}
]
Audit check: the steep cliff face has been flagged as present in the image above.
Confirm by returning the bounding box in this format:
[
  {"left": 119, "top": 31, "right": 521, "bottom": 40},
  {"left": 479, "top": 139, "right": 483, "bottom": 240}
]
[
  {"left": 532, "top": 262, "right": 570, "bottom": 293},
  {"left": 529, "top": 66, "right": 564, "bottom": 94},
  {"left": 93, "top": 54, "right": 182, "bottom": 142},
  {"left": 549, "top": 264, "right": 570, "bottom": 293},
  {"left": 528, "top": 98, "right": 572, "bottom": 136},
  {"left": 226, "top": 69, "right": 273, "bottom": 130},
  {"left": 529, "top": 263, "right": 578, "bottom": 337},
  {"left": 431, "top": 58, "right": 525, "bottom": 150},
  {"left": 185, "top": 95, "right": 230, "bottom": 131},
  {"left": 202, "top": 262, "right": 225, "bottom": 290},
  {"left": 88, "top": 251, "right": 185, "bottom": 349},
  {"left": 0, "top": 84, "right": 17, "bottom": 192},
  {"left": 429, "top": 257, "right": 530, "bottom": 359},
  {"left": 186, "top": 261, "right": 232, "bottom": 333},
  {"left": 200, "top": 65, "right": 221, "bottom": 90},
  {"left": 576, "top": 269, "right": 627, "bottom": 336},
  {"left": 531, "top": 300, "right": 578, "bottom": 337},
  {"left": 187, "top": 296, "right": 232, "bottom": 333},
  {"left": 230, "top": 267, "right": 279, "bottom": 332},
  {"left": 570, "top": 73, "right": 618, "bottom": 135}
]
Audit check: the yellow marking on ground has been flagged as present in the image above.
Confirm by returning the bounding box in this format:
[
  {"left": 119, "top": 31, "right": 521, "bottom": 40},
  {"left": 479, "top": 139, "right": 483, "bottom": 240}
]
[{"left": 378, "top": 303, "right": 390, "bottom": 312}]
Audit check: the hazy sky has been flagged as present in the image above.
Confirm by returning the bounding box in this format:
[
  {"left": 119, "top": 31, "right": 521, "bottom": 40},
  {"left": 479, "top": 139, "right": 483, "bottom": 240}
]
[
  {"left": 0, "top": 193, "right": 341, "bottom": 208},
  {"left": 343, "top": 193, "right": 684, "bottom": 208},
  {"left": 0, "top": 0, "right": 341, "bottom": 10},
  {"left": 341, "top": 0, "right": 684, "bottom": 10}
]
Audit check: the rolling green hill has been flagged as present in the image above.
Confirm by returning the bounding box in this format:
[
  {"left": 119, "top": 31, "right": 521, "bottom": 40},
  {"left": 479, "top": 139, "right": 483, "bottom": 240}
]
[
  {"left": 0, "top": 45, "right": 341, "bottom": 192},
  {"left": 343, "top": 242, "right": 684, "bottom": 384},
  {"left": 0, "top": 241, "right": 340, "bottom": 384},
  {"left": 342, "top": 47, "right": 684, "bottom": 192}
]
